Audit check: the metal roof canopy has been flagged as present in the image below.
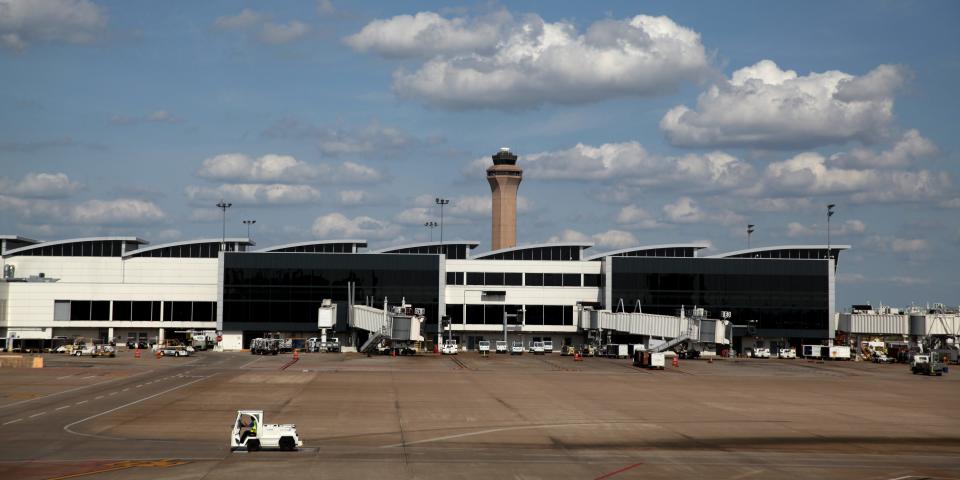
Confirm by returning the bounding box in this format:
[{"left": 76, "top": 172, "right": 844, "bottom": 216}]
[
  {"left": 255, "top": 239, "right": 368, "bottom": 253},
  {"left": 3, "top": 236, "right": 148, "bottom": 256},
  {"left": 122, "top": 238, "right": 254, "bottom": 257},
  {"left": 585, "top": 243, "right": 711, "bottom": 261},
  {"left": 471, "top": 242, "right": 594, "bottom": 260},
  {"left": 709, "top": 244, "right": 852, "bottom": 258}
]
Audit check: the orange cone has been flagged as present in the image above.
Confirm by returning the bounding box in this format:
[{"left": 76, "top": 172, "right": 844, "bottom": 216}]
[
  {"left": 672, "top": 356, "right": 679, "bottom": 368},
  {"left": 135, "top": 348, "right": 141, "bottom": 359}
]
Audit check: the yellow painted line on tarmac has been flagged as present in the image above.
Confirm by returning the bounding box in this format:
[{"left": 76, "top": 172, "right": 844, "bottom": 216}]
[{"left": 45, "top": 459, "right": 189, "bottom": 480}]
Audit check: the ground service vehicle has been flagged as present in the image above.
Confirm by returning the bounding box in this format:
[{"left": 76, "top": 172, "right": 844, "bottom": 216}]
[
  {"left": 828, "top": 346, "right": 852, "bottom": 360},
  {"left": 511, "top": 341, "right": 524, "bottom": 355},
  {"left": 230, "top": 410, "right": 303, "bottom": 452},
  {"left": 250, "top": 338, "right": 279, "bottom": 355},
  {"left": 802, "top": 345, "right": 824, "bottom": 358},
  {"left": 325, "top": 338, "right": 341, "bottom": 352},
  {"left": 605, "top": 344, "right": 628, "bottom": 359},
  {"left": 478, "top": 340, "right": 490, "bottom": 353},
  {"left": 543, "top": 340, "right": 554, "bottom": 353},
  {"left": 530, "top": 341, "right": 545, "bottom": 355},
  {"left": 441, "top": 339, "right": 458, "bottom": 355},
  {"left": 778, "top": 348, "right": 796, "bottom": 359},
  {"left": 754, "top": 347, "right": 771, "bottom": 358},
  {"left": 633, "top": 351, "right": 665, "bottom": 370},
  {"left": 495, "top": 340, "right": 508, "bottom": 353},
  {"left": 873, "top": 353, "right": 896, "bottom": 364},
  {"left": 911, "top": 355, "right": 944, "bottom": 376},
  {"left": 162, "top": 345, "right": 189, "bottom": 357}
]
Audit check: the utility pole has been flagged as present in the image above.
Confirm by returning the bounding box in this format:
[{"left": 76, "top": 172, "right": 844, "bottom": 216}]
[
  {"left": 216, "top": 200, "right": 232, "bottom": 251},
  {"left": 435, "top": 198, "right": 449, "bottom": 252}
]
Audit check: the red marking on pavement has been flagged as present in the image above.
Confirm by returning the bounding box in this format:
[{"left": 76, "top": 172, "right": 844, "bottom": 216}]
[
  {"left": 594, "top": 462, "right": 644, "bottom": 480},
  {"left": 279, "top": 357, "right": 299, "bottom": 371}
]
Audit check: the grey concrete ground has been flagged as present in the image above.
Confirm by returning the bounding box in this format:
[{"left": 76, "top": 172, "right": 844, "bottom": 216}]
[{"left": 0, "top": 350, "right": 957, "bottom": 479}]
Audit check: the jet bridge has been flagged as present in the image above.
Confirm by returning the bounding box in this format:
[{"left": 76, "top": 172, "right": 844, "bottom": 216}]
[
  {"left": 581, "top": 307, "right": 728, "bottom": 352},
  {"left": 351, "top": 303, "right": 425, "bottom": 354}
]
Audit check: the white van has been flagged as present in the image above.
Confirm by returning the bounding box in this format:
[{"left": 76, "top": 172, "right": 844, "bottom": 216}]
[
  {"left": 495, "top": 340, "right": 508, "bottom": 353},
  {"left": 530, "top": 341, "right": 545, "bottom": 355},
  {"left": 478, "top": 340, "right": 490, "bottom": 353}
]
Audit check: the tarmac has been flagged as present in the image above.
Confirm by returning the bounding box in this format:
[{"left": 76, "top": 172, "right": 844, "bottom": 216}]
[{"left": 0, "top": 350, "right": 958, "bottom": 479}]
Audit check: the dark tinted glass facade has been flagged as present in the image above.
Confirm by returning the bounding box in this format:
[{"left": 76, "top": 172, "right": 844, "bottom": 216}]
[
  {"left": 610, "top": 257, "right": 830, "bottom": 338},
  {"left": 605, "top": 247, "right": 697, "bottom": 258},
  {"left": 222, "top": 253, "right": 442, "bottom": 333}
]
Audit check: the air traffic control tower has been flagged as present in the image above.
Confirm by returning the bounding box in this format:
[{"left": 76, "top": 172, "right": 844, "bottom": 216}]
[{"left": 487, "top": 147, "right": 523, "bottom": 250}]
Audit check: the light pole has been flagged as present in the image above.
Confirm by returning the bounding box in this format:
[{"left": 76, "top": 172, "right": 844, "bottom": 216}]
[
  {"left": 827, "top": 204, "right": 836, "bottom": 260},
  {"left": 216, "top": 200, "right": 232, "bottom": 251},
  {"left": 242, "top": 219, "right": 256, "bottom": 241},
  {"left": 435, "top": 198, "right": 449, "bottom": 246},
  {"left": 747, "top": 224, "right": 755, "bottom": 249},
  {"left": 424, "top": 221, "right": 438, "bottom": 242}
]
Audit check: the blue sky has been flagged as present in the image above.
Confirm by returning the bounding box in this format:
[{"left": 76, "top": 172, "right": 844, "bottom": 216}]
[{"left": 1, "top": 0, "right": 958, "bottom": 308}]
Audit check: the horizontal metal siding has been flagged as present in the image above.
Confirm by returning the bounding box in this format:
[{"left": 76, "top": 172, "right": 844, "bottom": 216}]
[{"left": 840, "top": 314, "right": 909, "bottom": 335}]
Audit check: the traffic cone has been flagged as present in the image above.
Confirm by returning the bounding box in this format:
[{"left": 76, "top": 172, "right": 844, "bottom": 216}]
[
  {"left": 672, "top": 356, "right": 679, "bottom": 368},
  {"left": 391, "top": 349, "right": 396, "bottom": 358},
  {"left": 293, "top": 349, "right": 299, "bottom": 361},
  {"left": 135, "top": 348, "right": 141, "bottom": 359}
]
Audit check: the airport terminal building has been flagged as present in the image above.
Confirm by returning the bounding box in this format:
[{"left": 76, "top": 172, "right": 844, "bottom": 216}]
[
  {"left": 0, "top": 235, "right": 846, "bottom": 353},
  {"left": 1, "top": 148, "right": 848, "bottom": 353}
]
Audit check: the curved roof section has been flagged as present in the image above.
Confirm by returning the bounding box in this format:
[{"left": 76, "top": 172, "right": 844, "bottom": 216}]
[
  {"left": 255, "top": 239, "right": 367, "bottom": 253},
  {"left": 709, "top": 245, "right": 852, "bottom": 258},
  {"left": 585, "top": 243, "right": 711, "bottom": 261},
  {"left": 471, "top": 242, "right": 593, "bottom": 260},
  {"left": 0, "top": 235, "right": 40, "bottom": 243},
  {"left": 372, "top": 241, "right": 480, "bottom": 253},
  {"left": 122, "top": 238, "right": 253, "bottom": 257},
  {"left": 3, "top": 236, "right": 147, "bottom": 257}
]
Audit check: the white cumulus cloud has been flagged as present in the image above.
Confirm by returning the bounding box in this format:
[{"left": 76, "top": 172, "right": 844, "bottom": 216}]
[
  {"left": 546, "top": 228, "right": 639, "bottom": 249},
  {"left": 662, "top": 196, "right": 743, "bottom": 226},
  {"left": 661, "top": 60, "right": 908, "bottom": 149},
  {"left": 185, "top": 184, "right": 322, "bottom": 206},
  {"left": 786, "top": 219, "right": 866, "bottom": 238},
  {"left": 831, "top": 129, "right": 938, "bottom": 168},
  {"left": 311, "top": 212, "right": 400, "bottom": 239},
  {"left": 1, "top": 172, "right": 81, "bottom": 198},
  {"left": 348, "top": 10, "right": 709, "bottom": 109},
  {"left": 0, "top": 0, "right": 106, "bottom": 52},
  {"left": 259, "top": 20, "right": 309, "bottom": 45},
  {"left": 195, "top": 153, "right": 383, "bottom": 184},
  {"left": 468, "top": 142, "right": 756, "bottom": 192}
]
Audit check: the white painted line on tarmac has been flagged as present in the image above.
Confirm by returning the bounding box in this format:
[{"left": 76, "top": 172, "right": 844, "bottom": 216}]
[
  {"left": 108, "top": 392, "right": 118, "bottom": 396},
  {"left": 0, "top": 369, "right": 154, "bottom": 410},
  {"left": 29, "top": 412, "right": 46, "bottom": 418},
  {"left": 239, "top": 357, "right": 263, "bottom": 369},
  {"left": 887, "top": 476, "right": 918, "bottom": 480},
  {"left": 56, "top": 375, "right": 73, "bottom": 380},
  {"left": 55, "top": 405, "right": 70, "bottom": 411},
  {"left": 122, "top": 388, "right": 130, "bottom": 392},
  {"left": 135, "top": 385, "right": 143, "bottom": 388},
  {"left": 80, "top": 375, "right": 96, "bottom": 380},
  {"left": 2, "top": 419, "right": 22, "bottom": 425},
  {"left": 77, "top": 400, "right": 88, "bottom": 405},
  {"left": 63, "top": 374, "right": 216, "bottom": 439}
]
